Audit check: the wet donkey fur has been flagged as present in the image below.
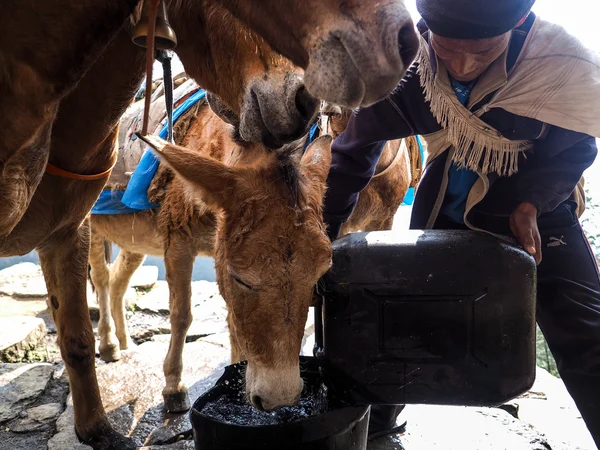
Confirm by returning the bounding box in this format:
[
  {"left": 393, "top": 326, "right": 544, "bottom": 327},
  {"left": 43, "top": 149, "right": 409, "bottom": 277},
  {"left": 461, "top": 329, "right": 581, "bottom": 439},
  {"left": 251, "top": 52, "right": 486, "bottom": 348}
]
[
  {"left": 1, "top": 1, "right": 417, "bottom": 447},
  {"left": 90, "top": 99, "right": 424, "bottom": 413},
  {"left": 89, "top": 108, "right": 333, "bottom": 412}
]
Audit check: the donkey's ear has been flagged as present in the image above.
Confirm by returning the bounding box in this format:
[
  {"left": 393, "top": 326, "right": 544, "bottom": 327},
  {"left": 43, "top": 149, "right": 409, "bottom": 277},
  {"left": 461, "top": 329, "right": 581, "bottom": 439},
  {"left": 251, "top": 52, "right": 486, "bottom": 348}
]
[
  {"left": 136, "top": 134, "right": 237, "bottom": 209},
  {"left": 300, "top": 135, "right": 332, "bottom": 186}
]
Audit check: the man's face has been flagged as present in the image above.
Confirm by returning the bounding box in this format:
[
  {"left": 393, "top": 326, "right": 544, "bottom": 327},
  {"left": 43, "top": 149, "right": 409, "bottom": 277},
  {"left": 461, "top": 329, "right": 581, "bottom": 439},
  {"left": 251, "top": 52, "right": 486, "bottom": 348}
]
[{"left": 430, "top": 32, "right": 511, "bottom": 82}]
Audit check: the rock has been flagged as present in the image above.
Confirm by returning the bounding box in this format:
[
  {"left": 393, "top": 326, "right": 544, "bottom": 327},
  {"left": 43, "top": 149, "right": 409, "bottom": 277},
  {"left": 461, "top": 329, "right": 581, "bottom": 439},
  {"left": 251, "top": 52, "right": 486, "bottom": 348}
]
[
  {"left": 301, "top": 332, "right": 315, "bottom": 357},
  {"left": 0, "top": 317, "right": 47, "bottom": 362},
  {"left": 0, "top": 296, "right": 48, "bottom": 318},
  {"left": 47, "top": 398, "right": 92, "bottom": 450},
  {"left": 134, "top": 281, "right": 170, "bottom": 314},
  {"left": 130, "top": 265, "right": 159, "bottom": 289},
  {"left": 92, "top": 339, "right": 229, "bottom": 446},
  {"left": 0, "top": 429, "right": 54, "bottom": 450},
  {"left": 497, "top": 402, "right": 520, "bottom": 419},
  {"left": 514, "top": 367, "right": 597, "bottom": 450},
  {"left": 191, "top": 280, "right": 221, "bottom": 300},
  {"left": 142, "top": 441, "right": 194, "bottom": 450},
  {"left": 198, "top": 331, "right": 230, "bottom": 349},
  {"left": 0, "top": 263, "right": 47, "bottom": 298},
  {"left": 369, "top": 405, "right": 554, "bottom": 450},
  {"left": 10, "top": 402, "right": 63, "bottom": 432},
  {"left": 301, "top": 312, "right": 316, "bottom": 356},
  {"left": 186, "top": 320, "right": 228, "bottom": 342},
  {"left": 0, "top": 363, "right": 53, "bottom": 423},
  {"left": 88, "top": 284, "right": 136, "bottom": 322}
]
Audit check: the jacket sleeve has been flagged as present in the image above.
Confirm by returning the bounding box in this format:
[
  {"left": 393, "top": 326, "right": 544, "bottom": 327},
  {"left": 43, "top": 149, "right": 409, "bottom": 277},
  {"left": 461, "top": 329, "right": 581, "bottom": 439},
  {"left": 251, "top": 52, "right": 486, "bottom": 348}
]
[
  {"left": 323, "top": 96, "right": 415, "bottom": 240},
  {"left": 515, "top": 126, "right": 597, "bottom": 214}
]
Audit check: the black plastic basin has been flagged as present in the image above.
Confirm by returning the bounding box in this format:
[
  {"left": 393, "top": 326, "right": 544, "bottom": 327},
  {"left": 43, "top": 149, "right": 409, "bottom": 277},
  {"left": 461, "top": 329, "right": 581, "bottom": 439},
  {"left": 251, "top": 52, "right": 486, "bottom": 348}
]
[{"left": 190, "top": 356, "right": 370, "bottom": 450}]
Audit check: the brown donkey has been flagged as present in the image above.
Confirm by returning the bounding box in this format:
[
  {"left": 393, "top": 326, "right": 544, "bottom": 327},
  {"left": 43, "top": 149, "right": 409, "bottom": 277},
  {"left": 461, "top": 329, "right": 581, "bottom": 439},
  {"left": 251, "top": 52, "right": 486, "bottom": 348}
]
[
  {"left": 91, "top": 110, "right": 333, "bottom": 412},
  {"left": 89, "top": 90, "right": 422, "bottom": 417},
  {"left": 0, "top": 4, "right": 322, "bottom": 449},
  {"left": 1, "top": 0, "right": 418, "bottom": 238},
  {"left": 2, "top": 3, "right": 417, "bottom": 446},
  {"left": 213, "top": 0, "right": 419, "bottom": 108},
  {"left": 321, "top": 103, "right": 424, "bottom": 234}
]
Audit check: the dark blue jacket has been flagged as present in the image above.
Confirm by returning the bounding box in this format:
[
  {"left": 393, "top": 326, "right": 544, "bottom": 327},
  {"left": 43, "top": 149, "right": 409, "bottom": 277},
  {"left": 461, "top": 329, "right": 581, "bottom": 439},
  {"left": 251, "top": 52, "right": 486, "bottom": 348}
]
[{"left": 324, "top": 13, "right": 597, "bottom": 239}]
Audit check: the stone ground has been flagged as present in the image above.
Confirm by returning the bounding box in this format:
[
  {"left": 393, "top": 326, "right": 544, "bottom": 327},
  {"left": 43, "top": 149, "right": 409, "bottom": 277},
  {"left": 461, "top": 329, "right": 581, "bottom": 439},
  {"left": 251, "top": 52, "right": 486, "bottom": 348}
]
[{"left": 0, "top": 262, "right": 597, "bottom": 450}]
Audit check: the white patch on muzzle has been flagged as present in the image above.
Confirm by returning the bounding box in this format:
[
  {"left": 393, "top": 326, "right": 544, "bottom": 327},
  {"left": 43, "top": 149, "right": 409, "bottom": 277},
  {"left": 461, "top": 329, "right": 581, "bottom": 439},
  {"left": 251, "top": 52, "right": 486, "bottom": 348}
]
[{"left": 245, "top": 363, "right": 304, "bottom": 412}]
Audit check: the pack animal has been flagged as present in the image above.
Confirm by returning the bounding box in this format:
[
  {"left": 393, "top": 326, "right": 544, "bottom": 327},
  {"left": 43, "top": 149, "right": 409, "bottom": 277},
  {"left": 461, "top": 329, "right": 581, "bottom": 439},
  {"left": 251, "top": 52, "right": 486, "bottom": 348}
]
[
  {"left": 89, "top": 92, "right": 422, "bottom": 419},
  {"left": 90, "top": 107, "right": 334, "bottom": 413},
  {"left": 0, "top": 2, "right": 418, "bottom": 447}
]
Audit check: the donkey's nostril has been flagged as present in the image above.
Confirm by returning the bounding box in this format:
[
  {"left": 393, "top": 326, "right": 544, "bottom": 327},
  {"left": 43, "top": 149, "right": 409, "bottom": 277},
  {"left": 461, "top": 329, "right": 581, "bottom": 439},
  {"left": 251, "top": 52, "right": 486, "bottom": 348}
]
[
  {"left": 251, "top": 395, "right": 265, "bottom": 411},
  {"left": 294, "top": 85, "right": 319, "bottom": 122},
  {"left": 397, "top": 22, "right": 419, "bottom": 68}
]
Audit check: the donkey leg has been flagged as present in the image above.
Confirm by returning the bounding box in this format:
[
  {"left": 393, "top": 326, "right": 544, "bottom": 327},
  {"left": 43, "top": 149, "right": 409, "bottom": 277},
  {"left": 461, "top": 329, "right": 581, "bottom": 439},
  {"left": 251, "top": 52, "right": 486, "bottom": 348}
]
[
  {"left": 109, "top": 250, "right": 145, "bottom": 350},
  {"left": 89, "top": 231, "right": 120, "bottom": 362},
  {"left": 162, "top": 235, "right": 194, "bottom": 413},
  {"left": 364, "top": 218, "right": 394, "bottom": 232},
  {"left": 38, "top": 222, "right": 135, "bottom": 450}
]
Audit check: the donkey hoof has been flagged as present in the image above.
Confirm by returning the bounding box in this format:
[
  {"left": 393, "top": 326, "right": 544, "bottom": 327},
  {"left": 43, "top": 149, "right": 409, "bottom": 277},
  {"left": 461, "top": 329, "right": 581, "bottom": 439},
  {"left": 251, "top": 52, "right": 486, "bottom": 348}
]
[
  {"left": 99, "top": 344, "right": 121, "bottom": 363},
  {"left": 163, "top": 391, "right": 191, "bottom": 413},
  {"left": 77, "top": 425, "right": 136, "bottom": 450}
]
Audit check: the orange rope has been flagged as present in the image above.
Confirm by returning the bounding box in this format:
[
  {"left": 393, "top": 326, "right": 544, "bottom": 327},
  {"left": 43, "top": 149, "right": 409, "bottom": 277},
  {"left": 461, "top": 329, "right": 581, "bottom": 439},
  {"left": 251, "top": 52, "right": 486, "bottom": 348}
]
[{"left": 45, "top": 153, "right": 118, "bottom": 181}]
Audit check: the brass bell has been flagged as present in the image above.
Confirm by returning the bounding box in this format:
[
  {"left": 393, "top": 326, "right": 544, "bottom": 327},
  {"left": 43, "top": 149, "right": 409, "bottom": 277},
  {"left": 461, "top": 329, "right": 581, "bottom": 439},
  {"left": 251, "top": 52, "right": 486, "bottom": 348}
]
[{"left": 132, "top": 0, "right": 177, "bottom": 50}]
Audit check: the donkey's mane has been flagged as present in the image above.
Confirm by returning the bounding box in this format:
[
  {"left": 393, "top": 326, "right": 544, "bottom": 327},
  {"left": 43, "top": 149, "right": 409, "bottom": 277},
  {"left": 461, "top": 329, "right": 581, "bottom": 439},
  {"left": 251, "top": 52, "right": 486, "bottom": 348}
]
[{"left": 275, "top": 141, "right": 305, "bottom": 209}]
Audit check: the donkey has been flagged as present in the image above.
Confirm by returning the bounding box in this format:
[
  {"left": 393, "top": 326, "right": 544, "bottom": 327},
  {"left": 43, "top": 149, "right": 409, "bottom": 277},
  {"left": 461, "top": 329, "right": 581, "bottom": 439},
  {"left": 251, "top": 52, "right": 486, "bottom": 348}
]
[
  {"left": 1, "top": 0, "right": 419, "bottom": 238},
  {"left": 0, "top": 4, "right": 322, "bottom": 448},
  {"left": 91, "top": 110, "right": 333, "bottom": 412},
  {"left": 321, "top": 103, "right": 424, "bottom": 234},
  {"left": 1, "top": 3, "right": 417, "bottom": 446},
  {"left": 211, "top": 0, "right": 419, "bottom": 108},
  {"left": 88, "top": 88, "right": 422, "bottom": 415}
]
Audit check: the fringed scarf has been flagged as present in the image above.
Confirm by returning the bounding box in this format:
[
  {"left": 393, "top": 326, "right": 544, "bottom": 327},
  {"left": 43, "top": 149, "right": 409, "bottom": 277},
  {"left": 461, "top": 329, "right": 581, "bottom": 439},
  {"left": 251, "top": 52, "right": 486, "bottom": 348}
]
[{"left": 416, "top": 15, "right": 600, "bottom": 177}]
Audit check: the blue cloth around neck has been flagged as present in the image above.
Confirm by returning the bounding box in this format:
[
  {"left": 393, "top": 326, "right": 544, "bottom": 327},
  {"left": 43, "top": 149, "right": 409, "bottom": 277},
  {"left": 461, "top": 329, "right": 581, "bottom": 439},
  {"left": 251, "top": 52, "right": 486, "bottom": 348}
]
[{"left": 439, "top": 77, "right": 479, "bottom": 224}]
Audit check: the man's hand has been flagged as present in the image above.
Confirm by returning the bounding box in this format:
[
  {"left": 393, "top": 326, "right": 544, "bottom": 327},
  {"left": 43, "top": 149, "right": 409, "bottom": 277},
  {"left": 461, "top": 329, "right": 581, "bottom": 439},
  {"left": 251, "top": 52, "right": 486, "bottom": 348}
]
[{"left": 509, "top": 202, "right": 542, "bottom": 264}]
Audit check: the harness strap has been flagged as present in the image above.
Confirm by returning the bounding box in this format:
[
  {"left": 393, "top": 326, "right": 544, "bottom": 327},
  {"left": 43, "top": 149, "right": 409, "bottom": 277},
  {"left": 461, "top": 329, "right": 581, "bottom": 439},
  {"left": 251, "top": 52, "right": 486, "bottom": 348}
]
[
  {"left": 156, "top": 50, "right": 175, "bottom": 143},
  {"left": 372, "top": 140, "right": 404, "bottom": 179},
  {"left": 45, "top": 153, "right": 118, "bottom": 181}
]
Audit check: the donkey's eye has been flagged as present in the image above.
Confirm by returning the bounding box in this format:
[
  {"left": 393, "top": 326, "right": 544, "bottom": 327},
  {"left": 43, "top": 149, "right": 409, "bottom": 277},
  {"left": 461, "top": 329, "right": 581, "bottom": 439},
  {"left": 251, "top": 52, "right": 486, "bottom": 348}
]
[{"left": 232, "top": 273, "right": 253, "bottom": 290}]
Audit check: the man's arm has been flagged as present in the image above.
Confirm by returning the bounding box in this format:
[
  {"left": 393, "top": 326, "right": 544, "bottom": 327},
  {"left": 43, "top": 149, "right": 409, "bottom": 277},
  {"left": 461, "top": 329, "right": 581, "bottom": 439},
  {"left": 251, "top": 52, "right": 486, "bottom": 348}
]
[
  {"left": 323, "top": 63, "right": 439, "bottom": 240},
  {"left": 323, "top": 97, "right": 414, "bottom": 240},
  {"left": 515, "top": 127, "right": 597, "bottom": 214},
  {"left": 511, "top": 127, "right": 597, "bottom": 263}
]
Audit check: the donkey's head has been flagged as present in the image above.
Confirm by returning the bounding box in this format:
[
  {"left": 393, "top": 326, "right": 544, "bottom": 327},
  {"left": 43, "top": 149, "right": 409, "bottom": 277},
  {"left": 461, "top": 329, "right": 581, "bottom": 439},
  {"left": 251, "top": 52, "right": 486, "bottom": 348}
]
[
  {"left": 166, "top": 0, "right": 319, "bottom": 149},
  {"left": 141, "top": 133, "right": 333, "bottom": 411},
  {"left": 212, "top": 0, "right": 420, "bottom": 108}
]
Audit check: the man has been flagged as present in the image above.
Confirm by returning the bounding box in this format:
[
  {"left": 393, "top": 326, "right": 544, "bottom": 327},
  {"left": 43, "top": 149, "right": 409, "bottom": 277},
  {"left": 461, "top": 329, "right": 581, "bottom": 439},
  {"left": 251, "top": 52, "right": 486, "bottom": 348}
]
[{"left": 323, "top": 0, "right": 600, "bottom": 446}]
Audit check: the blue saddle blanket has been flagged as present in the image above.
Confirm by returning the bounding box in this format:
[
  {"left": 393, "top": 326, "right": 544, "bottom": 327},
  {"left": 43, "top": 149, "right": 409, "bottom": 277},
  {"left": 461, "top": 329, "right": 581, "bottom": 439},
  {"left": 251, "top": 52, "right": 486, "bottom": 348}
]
[{"left": 92, "top": 88, "right": 206, "bottom": 215}]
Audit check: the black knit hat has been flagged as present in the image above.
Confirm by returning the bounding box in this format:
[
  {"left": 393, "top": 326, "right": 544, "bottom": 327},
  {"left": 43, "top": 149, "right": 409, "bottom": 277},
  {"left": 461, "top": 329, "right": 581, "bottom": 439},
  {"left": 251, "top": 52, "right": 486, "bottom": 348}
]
[{"left": 416, "top": 0, "right": 536, "bottom": 39}]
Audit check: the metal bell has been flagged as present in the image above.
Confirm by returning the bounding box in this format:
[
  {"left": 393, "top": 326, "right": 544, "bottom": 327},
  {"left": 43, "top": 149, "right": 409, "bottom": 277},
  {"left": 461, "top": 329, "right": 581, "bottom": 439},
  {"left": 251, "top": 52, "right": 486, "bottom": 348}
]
[{"left": 132, "top": 0, "right": 177, "bottom": 50}]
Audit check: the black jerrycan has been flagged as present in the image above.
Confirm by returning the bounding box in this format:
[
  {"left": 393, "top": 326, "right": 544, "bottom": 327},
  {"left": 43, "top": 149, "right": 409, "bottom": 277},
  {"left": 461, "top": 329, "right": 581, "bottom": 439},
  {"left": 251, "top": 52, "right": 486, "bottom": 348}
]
[{"left": 316, "top": 230, "right": 537, "bottom": 407}]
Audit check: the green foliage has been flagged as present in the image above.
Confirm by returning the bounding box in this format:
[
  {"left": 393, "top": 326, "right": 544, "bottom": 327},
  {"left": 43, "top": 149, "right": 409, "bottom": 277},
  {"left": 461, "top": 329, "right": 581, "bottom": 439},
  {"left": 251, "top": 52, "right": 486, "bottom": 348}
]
[
  {"left": 536, "top": 326, "right": 559, "bottom": 377},
  {"left": 580, "top": 190, "right": 600, "bottom": 265}
]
